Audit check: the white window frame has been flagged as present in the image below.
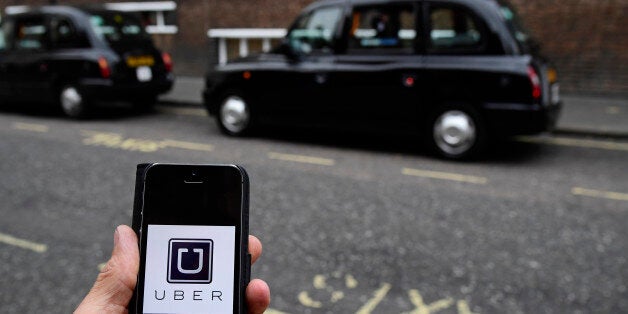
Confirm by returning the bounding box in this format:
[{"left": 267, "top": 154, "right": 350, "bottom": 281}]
[{"left": 207, "top": 29, "right": 287, "bottom": 65}]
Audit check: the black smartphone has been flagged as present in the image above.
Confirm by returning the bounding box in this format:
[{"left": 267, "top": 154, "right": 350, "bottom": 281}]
[{"left": 131, "top": 163, "right": 250, "bottom": 314}]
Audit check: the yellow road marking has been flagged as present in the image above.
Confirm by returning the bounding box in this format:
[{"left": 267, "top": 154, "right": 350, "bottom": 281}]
[
  {"left": 161, "top": 139, "right": 214, "bottom": 152},
  {"left": 158, "top": 106, "right": 207, "bottom": 117},
  {"left": 0, "top": 232, "right": 47, "bottom": 253},
  {"left": 268, "top": 152, "right": 335, "bottom": 166},
  {"left": 81, "top": 130, "right": 213, "bottom": 153},
  {"left": 81, "top": 131, "right": 162, "bottom": 152},
  {"left": 355, "top": 283, "right": 392, "bottom": 314},
  {"left": 457, "top": 300, "right": 479, "bottom": 314},
  {"left": 346, "top": 274, "right": 358, "bottom": 288},
  {"left": 405, "top": 290, "right": 454, "bottom": 314},
  {"left": 572, "top": 187, "right": 628, "bottom": 201},
  {"left": 402, "top": 168, "right": 488, "bottom": 184},
  {"left": 298, "top": 291, "right": 323, "bottom": 308},
  {"left": 313, "top": 274, "right": 327, "bottom": 289},
  {"left": 331, "top": 290, "right": 345, "bottom": 303},
  {"left": 13, "top": 122, "right": 49, "bottom": 133},
  {"left": 518, "top": 136, "right": 628, "bottom": 152},
  {"left": 265, "top": 309, "right": 290, "bottom": 314}
]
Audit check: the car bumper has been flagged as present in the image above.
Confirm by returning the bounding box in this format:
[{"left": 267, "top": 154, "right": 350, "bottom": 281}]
[
  {"left": 482, "top": 102, "right": 562, "bottom": 135},
  {"left": 79, "top": 76, "right": 174, "bottom": 102}
]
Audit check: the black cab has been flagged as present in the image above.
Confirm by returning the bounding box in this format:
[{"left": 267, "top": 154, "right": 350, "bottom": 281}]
[
  {"left": 203, "top": 0, "right": 561, "bottom": 159},
  {"left": 0, "top": 5, "right": 174, "bottom": 118}
]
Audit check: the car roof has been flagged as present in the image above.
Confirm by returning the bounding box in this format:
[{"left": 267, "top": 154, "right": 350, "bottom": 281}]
[
  {"left": 305, "top": 0, "right": 500, "bottom": 9},
  {"left": 4, "top": 4, "right": 128, "bottom": 19}
]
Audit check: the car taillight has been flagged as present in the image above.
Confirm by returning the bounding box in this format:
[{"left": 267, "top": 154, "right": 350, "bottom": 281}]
[
  {"left": 527, "top": 66, "right": 541, "bottom": 101},
  {"left": 98, "top": 57, "right": 111, "bottom": 79},
  {"left": 162, "top": 52, "right": 173, "bottom": 72}
]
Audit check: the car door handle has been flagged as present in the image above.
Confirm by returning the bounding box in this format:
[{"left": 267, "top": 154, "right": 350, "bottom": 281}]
[{"left": 315, "top": 73, "right": 328, "bottom": 84}]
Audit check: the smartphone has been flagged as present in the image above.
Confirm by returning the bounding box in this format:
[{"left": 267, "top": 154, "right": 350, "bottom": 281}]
[{"left": 131, "top": 163, "right": 250, "bottom": 314}]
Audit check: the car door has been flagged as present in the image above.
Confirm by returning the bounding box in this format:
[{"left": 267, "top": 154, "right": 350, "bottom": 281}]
[
  {"left": 256, "top": 5, "right": 344, "bottom": 128},
  {"left": 421, "top": 1, "right": 500, "bottom": 107},
  {"left": 331, "top": 2, "right": 424, "bottom": 133},
  {"left": 8, "top": 14, "right": 52, "bottom": 102}
]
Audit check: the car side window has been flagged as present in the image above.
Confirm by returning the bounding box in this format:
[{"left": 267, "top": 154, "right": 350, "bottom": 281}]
[
  {"left": 14, "top": 16, "right": 48, "bottom": 51},
  {"left": 0, "top": 22, "right": 7, "bottom": 51},
  {"left": 427, "top": 5, "right": 487, "bottom": 54},
  {"left": 347, "top": 4, "right": 416, "bottom": 54},
  {"left": 50, "top": 17, "right": 90, "bottom": 49},
  {"left": 287, "top": 6, "right": 343, "bottom": 55}
]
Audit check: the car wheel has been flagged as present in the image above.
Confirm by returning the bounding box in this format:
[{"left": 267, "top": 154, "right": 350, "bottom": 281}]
[
  {"left": 59, "top": 85, "right": 88, "bottom": 119},
  {"left": 429, "top": 105, "right": 486, "bottom": 160},
  {"left": 217, "top": 93, "right": 253, "bottom": 136}
]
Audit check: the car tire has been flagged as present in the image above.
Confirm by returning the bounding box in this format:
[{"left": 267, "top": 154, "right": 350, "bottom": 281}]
[
  {"left": 216, "top": 92, "right": 254, "bottom": 136},
  {"left": 428, "top": 104, "right": 487, "bottom": 160},
  {"left": 59, "top": 85, "right": 88, "bottom": 119}
]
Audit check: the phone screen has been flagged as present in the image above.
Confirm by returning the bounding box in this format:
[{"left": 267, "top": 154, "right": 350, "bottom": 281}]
[{"left": 135, "top": 164, "right": 247, "bottom": 314}]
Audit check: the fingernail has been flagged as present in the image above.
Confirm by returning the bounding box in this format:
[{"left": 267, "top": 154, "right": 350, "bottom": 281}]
[{"left": 114, "top": 226, "right": 121, "bottom": 246}]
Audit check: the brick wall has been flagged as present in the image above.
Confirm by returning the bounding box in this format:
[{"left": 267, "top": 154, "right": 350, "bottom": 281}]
[
  {"left": 1, "top": 0, "right": 626, "bottom": 96},
  {"left": 509, "top": 0, "right": 628, "bottom": 96}
]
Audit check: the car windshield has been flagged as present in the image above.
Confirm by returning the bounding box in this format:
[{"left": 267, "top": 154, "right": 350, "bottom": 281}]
[
  {"left": 89, "top": 11, "right": 151, "bottom": 45},
  {"left": 287, "top": 6, "right": 343, "bottom": 54},
  {"left": 498, "top": 2, "right": 532, "bottom": 49}
]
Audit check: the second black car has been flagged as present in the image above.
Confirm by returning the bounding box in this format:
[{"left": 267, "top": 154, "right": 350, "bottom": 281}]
[{"left": 0, "top": 5, "right": 174, "bottom": 118}]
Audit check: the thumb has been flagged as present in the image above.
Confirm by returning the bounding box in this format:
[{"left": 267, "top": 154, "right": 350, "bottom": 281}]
[{"left": 75, "top": 225, "right": 139, "bottom": 314}]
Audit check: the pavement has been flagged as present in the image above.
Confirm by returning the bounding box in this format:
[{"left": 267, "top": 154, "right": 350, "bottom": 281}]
[{"left": 160, "top": 76, "right": 628, "bottom": 138}]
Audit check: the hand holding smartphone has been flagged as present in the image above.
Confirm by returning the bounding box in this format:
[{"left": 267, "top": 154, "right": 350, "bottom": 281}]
[{"left": 132, "top": 163, "right": 250, "bottom": 314}]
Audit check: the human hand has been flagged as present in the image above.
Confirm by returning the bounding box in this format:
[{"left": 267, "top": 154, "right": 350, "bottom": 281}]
[{"left": 75, "top": 225, "right": 270, "bottom": 314}]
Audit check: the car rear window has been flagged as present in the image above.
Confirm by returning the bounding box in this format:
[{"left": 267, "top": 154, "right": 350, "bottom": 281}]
[{"left": 89, "top": 11, "right": 151, "bottom": 45}]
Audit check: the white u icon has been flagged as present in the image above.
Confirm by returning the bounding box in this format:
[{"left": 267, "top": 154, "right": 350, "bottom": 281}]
[{"left": 177, "top": 248, "right": 203, "bottom": 274}]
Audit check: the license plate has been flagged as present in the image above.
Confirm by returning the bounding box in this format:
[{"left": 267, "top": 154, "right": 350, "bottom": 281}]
[
  {"left": 137, "top": 66, "right": 152, "bottom": 82},
  {"left": 126, "top": 55, "right": 155, "bottom": 67},
  {"left": 550, "top": 83, "right": 560, "bottom": 104}
]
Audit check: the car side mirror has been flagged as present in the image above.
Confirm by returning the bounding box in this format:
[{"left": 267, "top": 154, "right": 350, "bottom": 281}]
[{"left": 277, "top": 39, "right": 302, "bottom": 62}]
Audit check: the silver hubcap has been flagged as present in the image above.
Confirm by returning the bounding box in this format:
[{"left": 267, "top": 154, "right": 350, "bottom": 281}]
[
  {"left": 220, "top": 96, "right": 250, "bottom": 133},
  {"left": 433, "top": 110, "right": 476, "bottom": 156},
  {"left": 60, "top": 87, "right": 83, "bottom": 116}
]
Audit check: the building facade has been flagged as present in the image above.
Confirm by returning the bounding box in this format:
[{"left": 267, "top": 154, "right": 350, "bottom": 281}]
[{"left": 1, "top": 0, "right": 627, "bottom": 96}]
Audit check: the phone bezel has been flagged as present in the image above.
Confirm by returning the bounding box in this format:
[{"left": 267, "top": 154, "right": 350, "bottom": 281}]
[{"left": 133, "top": 163, "right": 249, "bottom": 313}]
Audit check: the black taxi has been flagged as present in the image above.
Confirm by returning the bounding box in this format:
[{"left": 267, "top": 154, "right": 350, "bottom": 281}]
[
  {"left": 203, "top": 0, "right": 561, "bottom": 159},
  {"left": 0, "top": 5, "right": 174, "bottom": 118}
]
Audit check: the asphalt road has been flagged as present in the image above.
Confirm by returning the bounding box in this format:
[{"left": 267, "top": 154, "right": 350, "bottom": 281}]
[{"left": 0, "top": 104, "right": 627, "bottom": 314}]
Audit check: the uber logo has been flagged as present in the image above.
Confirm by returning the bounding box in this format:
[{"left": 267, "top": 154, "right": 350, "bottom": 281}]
[{"left": 167, "top": 239, "right": 213, "bottom": 284}]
